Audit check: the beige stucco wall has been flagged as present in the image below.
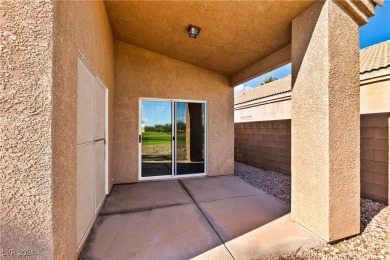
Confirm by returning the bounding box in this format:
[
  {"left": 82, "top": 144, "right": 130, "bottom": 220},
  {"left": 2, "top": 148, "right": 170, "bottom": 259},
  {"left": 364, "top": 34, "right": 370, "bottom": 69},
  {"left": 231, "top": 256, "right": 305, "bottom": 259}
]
[
  {"left": 52, "top": 1, "right": 114, "bottom": 258},
  {"left": 291, "top": 0, "right": 360, "bottom": 241},
  {"left": 234, "top": 70, "right": 390, "bottom": 122},
  {"left": 1, "top": 0, "right": 54, "bottom": 258},
  {"left": 235, "top": 77, "right": 390, "bottom": 120},
  {"left": 291, "top": 1, "right": 332, "bottom": 241},
  {"left": 361, "top": 82, "right": 390, "bottom": 114},
  {"left": 234, "top": 98, "right": 291, "bottom": 123},
  {"left": 114, "top": 40, "right": 234, "bottom": 183},
  {"left": 361, "top": 70, "right": 390, "bottom": 114}
]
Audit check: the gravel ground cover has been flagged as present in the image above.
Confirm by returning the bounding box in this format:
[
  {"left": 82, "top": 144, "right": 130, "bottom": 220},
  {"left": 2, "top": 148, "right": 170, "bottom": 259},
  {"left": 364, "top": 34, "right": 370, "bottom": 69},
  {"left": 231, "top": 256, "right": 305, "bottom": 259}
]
[
  {"left": 279, "top": 206, "right": 390, "bottom": 259},
  {"left": 234, "top": 162, "right": 389, "bottom": 259},
  {"left": 234, "top": 162, "right": 291, "bottom": 204}
]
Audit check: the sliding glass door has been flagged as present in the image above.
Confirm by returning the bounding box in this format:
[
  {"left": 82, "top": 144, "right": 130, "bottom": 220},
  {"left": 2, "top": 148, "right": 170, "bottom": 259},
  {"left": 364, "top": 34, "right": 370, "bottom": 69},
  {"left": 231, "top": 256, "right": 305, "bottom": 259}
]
[
  {"left": 175, "top": 102, "right": 205, "bottom": 175},
  {"left": 140, "top": 99, "right": 206, "bottom": 179},
  {"left": 140, "top": 100, "right": 173, "bottom": 178}
]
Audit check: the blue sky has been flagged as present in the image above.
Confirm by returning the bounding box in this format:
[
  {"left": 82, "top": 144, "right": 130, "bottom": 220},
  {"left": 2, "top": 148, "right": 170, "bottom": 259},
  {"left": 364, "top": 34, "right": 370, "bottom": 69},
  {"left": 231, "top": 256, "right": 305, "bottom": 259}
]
[
  {"left": 141, "top": 101, "right": 172, "bottom": 126},
  {"left": 234, "top": 64, "right": 292, "bottom": 94},
  {"left": 141, "top": 101, "right": 188, "bottom": 127},
  {"left": 235, "top": 1, "right": 390, "bottom": 93},
  {"left": 360, "top": 1, "right": 390, "bottom": 49},
  {"left": 142, "top": 101, "right": 206, "bottom": 127}
]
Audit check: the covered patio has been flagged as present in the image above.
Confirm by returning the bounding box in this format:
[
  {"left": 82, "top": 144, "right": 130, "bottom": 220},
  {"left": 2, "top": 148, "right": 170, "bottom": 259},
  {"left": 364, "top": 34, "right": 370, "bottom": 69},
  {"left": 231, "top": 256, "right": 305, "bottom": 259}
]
[
  {"left": 3, "top": 0, "right": 384, "bottom": 258},
  {"left": 79, "top": 176, "right": 322, "bottom": 259}
]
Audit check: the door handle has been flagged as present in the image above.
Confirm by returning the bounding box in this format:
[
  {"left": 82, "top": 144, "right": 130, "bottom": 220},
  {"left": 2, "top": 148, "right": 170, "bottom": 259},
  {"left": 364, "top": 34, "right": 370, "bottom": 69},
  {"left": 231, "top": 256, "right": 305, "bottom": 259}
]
[{"left": 139, "top": 135, "right": 142, "bottom": 143}]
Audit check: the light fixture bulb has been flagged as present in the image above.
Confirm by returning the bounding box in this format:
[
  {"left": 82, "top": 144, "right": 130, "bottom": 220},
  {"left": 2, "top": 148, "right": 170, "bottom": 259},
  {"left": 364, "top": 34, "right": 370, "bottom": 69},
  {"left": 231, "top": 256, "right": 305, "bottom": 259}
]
[{"left": 188, "top": 25, "right": 201, "bottom": 39}]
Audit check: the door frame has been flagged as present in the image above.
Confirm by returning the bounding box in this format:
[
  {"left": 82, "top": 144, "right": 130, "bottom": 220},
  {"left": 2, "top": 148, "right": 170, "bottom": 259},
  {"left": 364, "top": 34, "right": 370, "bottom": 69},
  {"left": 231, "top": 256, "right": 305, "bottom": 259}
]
[
  {"left": 138, "top": 97, "right": 208, "bottom": 181},
  {"left": 95, "top": 77, "right": 110, "bottom": 197}
]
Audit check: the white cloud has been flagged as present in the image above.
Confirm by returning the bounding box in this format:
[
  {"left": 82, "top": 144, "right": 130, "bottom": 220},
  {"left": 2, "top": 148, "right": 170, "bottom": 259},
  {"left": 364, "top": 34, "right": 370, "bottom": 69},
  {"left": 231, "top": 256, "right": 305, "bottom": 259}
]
[{"left": 234, "top": 84, "right": 253, "bottom": 94}]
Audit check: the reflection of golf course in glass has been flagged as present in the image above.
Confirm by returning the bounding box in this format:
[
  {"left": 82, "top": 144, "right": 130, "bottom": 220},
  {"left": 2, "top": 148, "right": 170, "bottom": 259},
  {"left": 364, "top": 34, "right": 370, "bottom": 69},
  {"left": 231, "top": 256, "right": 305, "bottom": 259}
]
[
  {"left": 141, "top": 100, "right": 173, "bottom": 177},
  {"left": 142, "top": 132, "right": 186, "bottom": 160},
  {"left": 141, "top": 100, "right": 205, "bottom": 177},
  {"left": 142, "top": 131, "right": 172, "bottom": 145}
]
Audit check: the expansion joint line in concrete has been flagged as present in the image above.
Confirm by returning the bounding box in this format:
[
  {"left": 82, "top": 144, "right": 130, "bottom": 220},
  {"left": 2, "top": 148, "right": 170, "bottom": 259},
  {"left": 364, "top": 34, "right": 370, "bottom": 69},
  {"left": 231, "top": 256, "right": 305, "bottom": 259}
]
[
  {"left": 98, "top": 202, "right": 193, "bottom": 216},
  {"left": 196, "top": 193, "right": 263, "bottom": 204},
  {"left": 178, "top": 180, "right": 236, "bottom": 260}
]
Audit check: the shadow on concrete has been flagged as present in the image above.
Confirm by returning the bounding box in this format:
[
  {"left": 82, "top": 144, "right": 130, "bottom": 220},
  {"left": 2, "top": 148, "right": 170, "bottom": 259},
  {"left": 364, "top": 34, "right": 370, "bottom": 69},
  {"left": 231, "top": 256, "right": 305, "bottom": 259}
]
[{"left": 79, "top": 176, "right": 323, "bottom": 259}]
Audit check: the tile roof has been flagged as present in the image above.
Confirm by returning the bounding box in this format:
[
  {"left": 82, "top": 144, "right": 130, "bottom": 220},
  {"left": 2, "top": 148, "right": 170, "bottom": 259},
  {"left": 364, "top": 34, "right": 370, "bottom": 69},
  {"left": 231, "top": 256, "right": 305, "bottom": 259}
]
[
  {"left": 235, "top": 40, "right": 390, "bottom": 105},
  {"left": 360, "top": 39, "right": 390, "bottom": 74},
  {"left": 234, "top": 76, "right": 292, "bottom": 105}
]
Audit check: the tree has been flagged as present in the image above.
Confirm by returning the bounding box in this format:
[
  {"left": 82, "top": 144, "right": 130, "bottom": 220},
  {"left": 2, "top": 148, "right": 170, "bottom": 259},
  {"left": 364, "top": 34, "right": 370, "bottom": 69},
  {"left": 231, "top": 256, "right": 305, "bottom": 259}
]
[
  {"left": 176, "top": 120, "right": 186, "bottom": 133},
  {"left": 145, "top": 123, "right": 172, "bottom": 133},
  {"left": 261, "top": 76, "right": 278, "bottom": 85}
]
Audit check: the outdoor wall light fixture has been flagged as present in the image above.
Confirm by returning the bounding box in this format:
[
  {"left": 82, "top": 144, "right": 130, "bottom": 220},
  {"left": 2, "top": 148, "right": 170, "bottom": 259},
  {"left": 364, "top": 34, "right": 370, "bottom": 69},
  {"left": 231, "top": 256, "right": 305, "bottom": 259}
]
[{"left": 188, "top": 25, "right": 201, "bottom": 39}]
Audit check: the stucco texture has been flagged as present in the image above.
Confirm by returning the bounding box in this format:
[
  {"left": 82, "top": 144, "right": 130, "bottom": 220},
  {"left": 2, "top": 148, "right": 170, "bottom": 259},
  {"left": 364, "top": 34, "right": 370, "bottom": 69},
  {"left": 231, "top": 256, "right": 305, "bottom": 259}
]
[
  {"left": 52, "top": 1, "right": 114, "bottom": 258},
  {"left": 235, "top": 99, "right": 291, "bottom": 123},
  {"left": 291, "top": 0, "right": 360, "bottom": 241},
  {"left": 104, "top": 1, "right": 315, "bottom": 76},
  {"left": 113, "top": 40, "right": 234, "bottom": 183},
  {"left": 361, "top": 71, "right": 390, "bottom": 114},
  {"left": 1, "top": 0, "right": 53, "bottom": 258}
]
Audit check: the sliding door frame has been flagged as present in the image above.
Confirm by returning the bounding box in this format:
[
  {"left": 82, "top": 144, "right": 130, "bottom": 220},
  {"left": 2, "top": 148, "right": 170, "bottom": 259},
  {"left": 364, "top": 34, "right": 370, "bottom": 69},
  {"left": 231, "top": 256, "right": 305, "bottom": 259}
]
[{"left": 138, "top": 97, "right": 208, "bottom": 181}]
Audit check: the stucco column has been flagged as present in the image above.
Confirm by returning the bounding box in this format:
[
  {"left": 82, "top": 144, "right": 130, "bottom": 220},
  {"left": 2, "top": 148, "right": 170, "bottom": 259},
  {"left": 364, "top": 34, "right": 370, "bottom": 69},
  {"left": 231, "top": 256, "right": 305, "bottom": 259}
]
[
  {"left": 1, "top": 0, "right": 54, "bottom": 258},
  {"left": 291, "top": 0, "right": 376, "bottom": 242}
]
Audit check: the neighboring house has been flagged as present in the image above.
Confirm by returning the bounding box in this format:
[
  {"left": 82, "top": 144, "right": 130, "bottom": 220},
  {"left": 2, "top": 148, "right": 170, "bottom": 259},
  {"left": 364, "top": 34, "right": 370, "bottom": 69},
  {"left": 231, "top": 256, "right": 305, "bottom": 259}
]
[
  {"left": 2, "top": 0, "right": 383, "bottom": 258},
  {"left": 234, "top": 40, "right": 390, "bottom": 204}
]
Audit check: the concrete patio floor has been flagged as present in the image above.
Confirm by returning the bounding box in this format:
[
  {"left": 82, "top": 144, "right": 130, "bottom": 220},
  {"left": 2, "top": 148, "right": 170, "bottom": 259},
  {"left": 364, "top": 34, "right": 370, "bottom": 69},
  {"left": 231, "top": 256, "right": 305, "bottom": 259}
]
[{"left": 79, "top": 176, "right": 324, "bottom": 259}]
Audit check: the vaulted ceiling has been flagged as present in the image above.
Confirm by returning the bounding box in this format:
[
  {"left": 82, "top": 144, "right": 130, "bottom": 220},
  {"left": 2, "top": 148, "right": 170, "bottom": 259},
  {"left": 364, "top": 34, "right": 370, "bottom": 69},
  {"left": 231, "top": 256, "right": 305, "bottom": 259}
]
[{"left": 104, "top": 1, "right": 316, "bottom": 76}]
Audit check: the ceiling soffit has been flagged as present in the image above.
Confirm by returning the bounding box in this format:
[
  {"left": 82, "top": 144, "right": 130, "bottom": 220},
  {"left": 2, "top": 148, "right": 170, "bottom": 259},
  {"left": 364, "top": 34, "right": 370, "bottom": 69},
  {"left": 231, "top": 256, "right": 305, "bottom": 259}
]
[{"left": 105, "top": 1, "right": 316, "bottom": 76}]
